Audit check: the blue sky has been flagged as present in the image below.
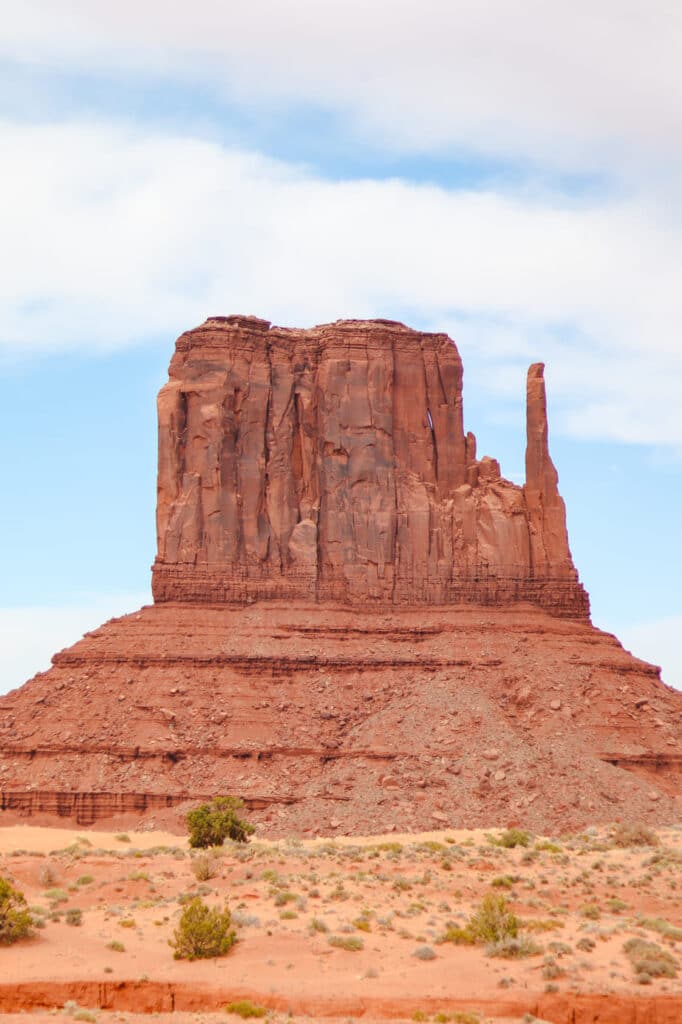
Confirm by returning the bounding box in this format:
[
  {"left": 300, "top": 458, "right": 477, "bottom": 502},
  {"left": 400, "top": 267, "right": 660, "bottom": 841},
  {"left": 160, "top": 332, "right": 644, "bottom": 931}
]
[{"left": 1, "top": 2, "right": 681, "bottom": 692}]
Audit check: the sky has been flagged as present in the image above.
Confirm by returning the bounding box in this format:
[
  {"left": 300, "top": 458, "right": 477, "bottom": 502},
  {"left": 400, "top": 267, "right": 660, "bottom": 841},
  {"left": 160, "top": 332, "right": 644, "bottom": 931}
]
[{"left": 1, "top": 1, "right": 681, "bottom": 693}]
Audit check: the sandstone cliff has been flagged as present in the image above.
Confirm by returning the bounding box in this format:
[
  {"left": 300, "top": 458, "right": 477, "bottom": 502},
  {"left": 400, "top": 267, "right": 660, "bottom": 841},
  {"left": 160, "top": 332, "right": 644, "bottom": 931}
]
[
  {"left": 1, "top": 314, "right": 680, "bottom": 836},
  {"left": 153, "top": 317, "right": 587, "bottom": 617}
]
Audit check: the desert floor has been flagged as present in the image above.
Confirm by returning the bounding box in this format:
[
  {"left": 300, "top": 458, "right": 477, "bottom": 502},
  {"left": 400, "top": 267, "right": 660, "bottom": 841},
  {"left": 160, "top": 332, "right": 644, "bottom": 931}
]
[{"left": 1, "top": 822, "right": 681, "bottom": 1024}]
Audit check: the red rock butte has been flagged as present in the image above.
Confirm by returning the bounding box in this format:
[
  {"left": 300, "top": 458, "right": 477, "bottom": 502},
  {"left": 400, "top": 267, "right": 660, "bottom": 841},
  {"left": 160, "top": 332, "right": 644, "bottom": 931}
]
[
  {"left": 153, "top": 316, "right": 587, "bottom": 616},
  {"left": 1, "top": 316, "right": 681, "bottom": 834}
]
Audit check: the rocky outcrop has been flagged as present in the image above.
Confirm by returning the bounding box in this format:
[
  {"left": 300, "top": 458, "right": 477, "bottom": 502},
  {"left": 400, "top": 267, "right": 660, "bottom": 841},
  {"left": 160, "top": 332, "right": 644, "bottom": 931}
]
[
  {"left": 1, "top": 314, "right": 680, "bottom": 834},
  {"left": 152, "top": 317, "right": 588, "bottom": 617},
  {"left": 1, "top": 602, "right": 681, "bottom": 834}
]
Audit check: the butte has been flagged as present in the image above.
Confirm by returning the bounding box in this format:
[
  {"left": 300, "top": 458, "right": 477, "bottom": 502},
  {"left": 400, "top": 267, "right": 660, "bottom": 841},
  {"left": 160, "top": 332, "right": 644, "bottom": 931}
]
[{"left": 1, "top": 316, "right": 680, "bottom": 834}]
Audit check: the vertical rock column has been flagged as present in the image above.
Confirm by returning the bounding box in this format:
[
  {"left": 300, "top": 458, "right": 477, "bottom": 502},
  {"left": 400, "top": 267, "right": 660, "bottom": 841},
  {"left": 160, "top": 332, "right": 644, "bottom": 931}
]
[{"left": 524, "top": 363, "right": 573, "bottom": 576}]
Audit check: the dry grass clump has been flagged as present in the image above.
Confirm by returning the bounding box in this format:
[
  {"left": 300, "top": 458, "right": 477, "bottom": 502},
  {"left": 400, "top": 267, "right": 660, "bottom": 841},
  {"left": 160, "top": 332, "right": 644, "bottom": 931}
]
[
  {"left": 490, "top": 829, "right": 531, "bottom": 849},
  {"left": 611, "top": 823, "right": 659, "bottom": 848},
  {"left": 486, "top": 935, "right": 542, "bottom": 959},
  {"left": 637, "top": 917, "right": 682, "bottom": 942},
  {"left": 328, "top": 934, "right": 364, "bottom": 951},
  {"left": 191, "top": 853, "right": 220, "bottom": 881},
  {"left": 623, "top": 938, "right": 678, "bottom": 983}
]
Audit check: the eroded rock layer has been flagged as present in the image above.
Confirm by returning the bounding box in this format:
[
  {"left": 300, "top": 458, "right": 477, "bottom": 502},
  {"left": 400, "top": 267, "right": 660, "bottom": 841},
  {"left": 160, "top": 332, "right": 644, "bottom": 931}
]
[
  {"left": 153, "top": 317, "right": 588, "bottom": 617},
  {"left": 0, "top": 603, "right": 681, "bottom": 833}
]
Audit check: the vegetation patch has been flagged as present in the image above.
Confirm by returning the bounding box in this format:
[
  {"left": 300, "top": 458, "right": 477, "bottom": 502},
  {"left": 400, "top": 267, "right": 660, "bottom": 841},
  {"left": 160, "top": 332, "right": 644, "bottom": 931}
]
[
  {"left": 0, "top": 878, "right": 33, "bottom": 945},
  {"left": 623, "top": 938, "right": 678, "bottom": 982},
  {"left": 170, "top": 897, "right": 237, "bottom": 960},
  {"left": 225, "top": 1000, "right": 268, "bottom": 1018},
  {"left": 187, "top": 796, "right": 254, "bottom": 848}
]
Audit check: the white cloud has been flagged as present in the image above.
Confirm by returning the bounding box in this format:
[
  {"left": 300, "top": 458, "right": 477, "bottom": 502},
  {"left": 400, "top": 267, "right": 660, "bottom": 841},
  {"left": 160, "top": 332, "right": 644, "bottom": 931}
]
[
  {"left": 0, "top": 594, "right": 149, "bottom": 696},
  {"left": 618, "top": 616, "right": 682, "bottom": 692},
  {"left": 1, "top": 117, "right": 682, "bottom": 447},
  {"left": 4, "top": 2, "right": 682, "bottom": 180}
]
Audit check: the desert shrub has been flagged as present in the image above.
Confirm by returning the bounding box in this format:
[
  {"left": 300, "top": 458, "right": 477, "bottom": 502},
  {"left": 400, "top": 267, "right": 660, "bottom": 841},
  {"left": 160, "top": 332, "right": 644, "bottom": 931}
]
[
  {"left": 328, "top": 934, "right": 364, "bottom": 951},
  {"left": 225, "top": 1001, "right": 267, "bottom": 1019},
  {"left": 441, "top": 895, "right": 519, "bottom": 946},
  {"left": 486, "top": 935, "right": 542, "bottom": 959},
  {"left": 45, "top": 888, "right": 69, "bottom": 905},
  {"left": 0, "top": 877, "right": 33, "bottom": 945},
  {"left": 107, "top": 940, "right": 125, "bottom": 952},
  {"left": 310, "top": 917, "right": 328, "bottom": 933},
  {"left": 65, "top": 908, "right": 83, "bottom": 927},
  {"left": 576, "top": 937, "right": 596, "bottom": 952},
  {"left": 492, "top": 829, "right": 530, "bottom": 849},
  {"left": 469, "top": 894, "right": 519, "bottom": 942},
  {"left": 611, "top": 823, "right": 659, "bottom": 848},
  {"left": 534, "top": 840, "right": 562, "bottom": 853},
  {"left": 76, "top": 875, "right": 94, "bottom": 886},
  {"left": 623, "top": 938, "right": 678, "bottom": 979},
  {"left": 115, "top": 833, "right": 131, "bottom": 843},
  {"left": 170, "top": 897, "right": 236, "bottom": 960},
  {"left": 637, "top": 916, "right": 682, "bottom": 942},
  {"left": 412, "top": 945, "right": 437, "bottom": 960},
  {"left": 191, "top": 853, "right": 220, "bottom": 881},
  {"left": 186, "top": 796, "right": 254, "bottom": 848},
  {"left": 542, "top": 957, "right": 565, "bottom": 979},
  {"left": 491, "top": 875, "right": 516, "bottom": 889}
]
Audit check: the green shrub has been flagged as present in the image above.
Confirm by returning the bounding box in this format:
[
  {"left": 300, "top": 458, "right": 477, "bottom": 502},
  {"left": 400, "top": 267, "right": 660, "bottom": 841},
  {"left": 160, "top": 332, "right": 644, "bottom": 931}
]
[
  {"left": 441, "top": 894, "right": 520, "bottom": 947},
  {"left": 65, "top": 908, "right": 83, "bottom": 927},
  {"left": 225, "top": 1000, "right": 267, "bottom": 1018},
  {"left": 0, "top": 877, "right": 33, "bottom": 945},
  {"left": 107, "top": 940, "right": 125, "bottom": 952},
  {"left": 492, "top": 829, "right": 530, "bottom": 849},
  {"left": 468, "top": 894, "right": 519, "bottom": 942},
  {"left": 186, "top": 796, "right": 254, "bottom": 848},
  {"left": 170, "top": 897, "right": 236, "bottom": 960}
]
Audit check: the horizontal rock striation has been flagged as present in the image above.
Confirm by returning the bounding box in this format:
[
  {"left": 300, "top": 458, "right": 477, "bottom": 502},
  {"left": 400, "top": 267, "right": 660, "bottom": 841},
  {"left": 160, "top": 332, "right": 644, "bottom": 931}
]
[
  {"left": 1, "top": 603, "right": 681, "bottom": 834},
  {"left": 153, "top": 317, "right": 588, "bottom": 617}
]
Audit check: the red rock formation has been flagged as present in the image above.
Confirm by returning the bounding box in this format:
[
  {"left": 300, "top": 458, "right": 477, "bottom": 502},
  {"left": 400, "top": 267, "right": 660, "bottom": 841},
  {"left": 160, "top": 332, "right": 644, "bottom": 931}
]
[
  {"left": 153, "top": 317, "right": 588, "bottom": 617},
  {"left": 1, "top": 315, "right": 680, "bottom": 834}
]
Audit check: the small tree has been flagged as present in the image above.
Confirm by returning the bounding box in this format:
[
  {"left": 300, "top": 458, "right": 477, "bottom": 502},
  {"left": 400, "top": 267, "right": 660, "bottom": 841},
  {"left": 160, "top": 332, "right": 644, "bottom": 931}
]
[
  {"left": 186, "top": 796, "right": 254, "bottom": 848},
  {"left": 0, "top": 878, "right": 33, "bottom": 945},
  {"left": 170, "top": 897, "right": 236, "bottom": 960}
]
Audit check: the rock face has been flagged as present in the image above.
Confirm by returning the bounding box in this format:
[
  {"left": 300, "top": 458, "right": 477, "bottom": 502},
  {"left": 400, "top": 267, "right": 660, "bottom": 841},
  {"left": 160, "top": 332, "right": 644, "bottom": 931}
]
[
  {"left": 153, "top": 316, "right": 587, "bottom": 617},
  {"left": 1, "top": 315, "right": 680, "bottom": 835}
]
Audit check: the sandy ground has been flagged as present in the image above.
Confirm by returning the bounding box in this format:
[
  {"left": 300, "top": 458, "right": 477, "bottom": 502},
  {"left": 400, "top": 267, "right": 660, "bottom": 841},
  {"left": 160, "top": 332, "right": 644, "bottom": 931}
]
[{"left": 1, "top": 823, "right": 682, "bottom": 1024}]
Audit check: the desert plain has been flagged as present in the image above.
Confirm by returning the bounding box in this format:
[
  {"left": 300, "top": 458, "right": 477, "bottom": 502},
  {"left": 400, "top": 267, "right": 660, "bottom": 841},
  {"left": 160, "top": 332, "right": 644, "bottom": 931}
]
[{"left": 1, "top": 820, "right": 682, "bottom": 1024}]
